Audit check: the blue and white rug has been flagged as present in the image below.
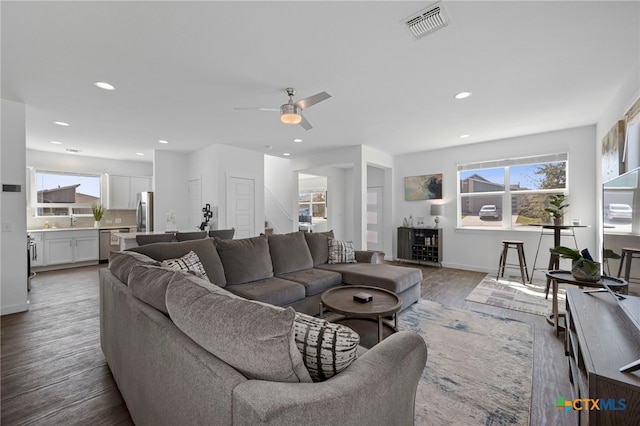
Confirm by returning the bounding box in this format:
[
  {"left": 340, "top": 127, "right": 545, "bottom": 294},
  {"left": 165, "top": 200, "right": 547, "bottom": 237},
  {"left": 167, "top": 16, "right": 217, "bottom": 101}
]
[
  {"left": 399, "top": 299, "right": 533, "bottom": 425},
  {"left": 465, "top": 276, "right": 566, "bottom": 317}
]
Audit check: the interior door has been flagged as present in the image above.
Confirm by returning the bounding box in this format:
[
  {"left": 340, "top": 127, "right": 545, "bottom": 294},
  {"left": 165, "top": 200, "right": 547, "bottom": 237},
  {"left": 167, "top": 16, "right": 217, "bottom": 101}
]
[
  {"left": 226, "top": 177, "right": 255, "bottom": 239},
  {"left": 367, "top": 186, "right": 384, "bottom": 252}
]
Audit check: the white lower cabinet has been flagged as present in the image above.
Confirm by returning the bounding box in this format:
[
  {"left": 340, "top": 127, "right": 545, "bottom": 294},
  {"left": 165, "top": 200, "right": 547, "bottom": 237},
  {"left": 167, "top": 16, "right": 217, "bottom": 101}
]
[{"left": 43, "top": 230, "right": 99, "bottom": 266}]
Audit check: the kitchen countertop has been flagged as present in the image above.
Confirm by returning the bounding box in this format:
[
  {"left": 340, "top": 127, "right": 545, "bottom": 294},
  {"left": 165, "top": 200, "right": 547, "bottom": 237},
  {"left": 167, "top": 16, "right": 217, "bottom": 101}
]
[
  {"left": 112, "top": 231, "right": 175, "bottom": 239},
  {"left": 28, "top": 225, "right": 136, "bottom": 233}
]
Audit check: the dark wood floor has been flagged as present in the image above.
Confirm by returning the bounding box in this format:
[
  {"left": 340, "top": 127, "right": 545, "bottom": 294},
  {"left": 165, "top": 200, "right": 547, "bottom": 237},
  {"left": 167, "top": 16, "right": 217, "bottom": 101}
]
[{"left": 1, "top": 263, "right": 575, "bottom": 425}]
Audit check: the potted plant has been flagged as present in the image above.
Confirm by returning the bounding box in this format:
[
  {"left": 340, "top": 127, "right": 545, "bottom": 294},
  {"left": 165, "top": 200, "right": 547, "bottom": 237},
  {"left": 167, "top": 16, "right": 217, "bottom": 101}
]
[
  {"left": 544, "top": 194, "right": 569, "bottom": 225},
  {"left": 550, "top": 246, "right": 601, "bottom": 282},
  {"left": 92, "top": 203, "right": 105, "bottom": 228}
]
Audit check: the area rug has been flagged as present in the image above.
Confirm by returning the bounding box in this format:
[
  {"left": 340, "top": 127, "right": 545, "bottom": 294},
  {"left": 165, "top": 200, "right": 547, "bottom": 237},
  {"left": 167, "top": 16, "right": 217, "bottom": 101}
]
[
  {"left": 399, "top": 299, "right": 533, "bottom": 426},
  {"left": 464, "top": 276, "right": 565, "bottom": 317}
]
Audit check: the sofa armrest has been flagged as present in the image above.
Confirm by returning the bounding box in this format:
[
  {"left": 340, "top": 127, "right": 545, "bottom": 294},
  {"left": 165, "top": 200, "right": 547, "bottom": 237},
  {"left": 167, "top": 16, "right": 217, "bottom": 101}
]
[
  {"left": 232, "top": 331, "right": 427, "bottom": 426},
  {"left": 355, "top": 250, "right": 385, "bottom": 264}
]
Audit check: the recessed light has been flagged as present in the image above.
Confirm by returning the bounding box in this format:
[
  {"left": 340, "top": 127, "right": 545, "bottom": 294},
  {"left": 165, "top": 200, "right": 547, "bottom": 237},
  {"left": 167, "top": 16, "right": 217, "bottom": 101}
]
[
  {"left": 66, "top": 148, "right": 81, "bottom": 154},
  {"left": 283, "top": 152, "right": 291, "bottom": 156},
  {"left": 50, "top": 141, "right": 62, "bottom": 145},
  {"left": 136, "top": 152, "right": 144, "bottom": 156},
  {"left": 54, "top": 121, "right": 69, "bottom": 126},
  {"left": 94, "top": 81, "right": 115, "bottom": 91},
  {"left": 158, "top": 140, "right": 169, "bottom": 144},
  {"left": 454, "top": 91, "right": 472, "bottom": 100},
  {"left": 293, "top": 139, "right": 302, "bottom": 143},
  {"left": 460, "top": 134, "right": 470, "bottom": 139}
]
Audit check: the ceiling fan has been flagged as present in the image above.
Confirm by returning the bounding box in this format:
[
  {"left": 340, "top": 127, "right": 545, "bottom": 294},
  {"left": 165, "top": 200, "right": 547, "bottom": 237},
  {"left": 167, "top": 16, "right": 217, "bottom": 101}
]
[{"left": 235, "top": 88, "right": 331, "bottom": 130}]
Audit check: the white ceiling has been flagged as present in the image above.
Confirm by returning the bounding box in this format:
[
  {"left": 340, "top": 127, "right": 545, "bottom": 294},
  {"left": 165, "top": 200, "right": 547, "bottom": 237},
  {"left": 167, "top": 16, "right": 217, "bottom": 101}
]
[{"left": 2, "top": 1, "right": 639, "bottom": 162}]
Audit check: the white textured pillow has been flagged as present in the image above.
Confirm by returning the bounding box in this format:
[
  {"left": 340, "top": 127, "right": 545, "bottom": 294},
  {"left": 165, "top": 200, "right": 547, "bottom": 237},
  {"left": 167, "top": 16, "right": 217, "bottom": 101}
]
[
  {"left": 161, "top": 250, "right": 209, "bottom": 280},
  {"left": 327, "top": 239, "right": 357, "bottom": 264},
  {"left": 293, "top": 312, "right": 360, "bottom": 382}
]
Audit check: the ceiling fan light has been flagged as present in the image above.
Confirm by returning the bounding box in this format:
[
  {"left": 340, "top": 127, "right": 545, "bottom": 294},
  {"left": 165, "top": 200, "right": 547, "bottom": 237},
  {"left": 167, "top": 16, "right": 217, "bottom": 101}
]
[{"left": 280, "top": 104, "right": 302, "bottom": 124}]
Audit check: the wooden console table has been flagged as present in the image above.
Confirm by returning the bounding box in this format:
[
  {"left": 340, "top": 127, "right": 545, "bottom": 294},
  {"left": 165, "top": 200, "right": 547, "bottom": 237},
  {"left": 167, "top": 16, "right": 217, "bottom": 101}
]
[{"left": 565, "top": 289, "right": 640, "bottom": 425}]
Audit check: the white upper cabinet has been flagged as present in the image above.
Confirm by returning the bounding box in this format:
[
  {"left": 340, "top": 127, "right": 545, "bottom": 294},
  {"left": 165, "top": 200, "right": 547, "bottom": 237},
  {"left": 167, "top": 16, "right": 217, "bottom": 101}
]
[{"left": 108, "top": 175, "right": 152, "bottom": 209}]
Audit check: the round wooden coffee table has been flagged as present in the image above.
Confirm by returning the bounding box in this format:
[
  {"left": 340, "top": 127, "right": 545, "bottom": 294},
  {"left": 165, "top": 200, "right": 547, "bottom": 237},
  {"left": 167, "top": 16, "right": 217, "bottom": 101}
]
[{"left": 320, "top": 285, "right": 402, "bottom": 344}]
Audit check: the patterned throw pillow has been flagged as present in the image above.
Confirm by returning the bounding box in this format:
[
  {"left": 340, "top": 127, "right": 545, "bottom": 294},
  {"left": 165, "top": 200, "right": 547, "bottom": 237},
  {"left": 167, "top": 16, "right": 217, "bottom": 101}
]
[
  {"left": 161, "top": 251, "right": 209, "bottom": 280},
  {"left": 293, "top": 312, "right": 360, "bottom": 382},
  {"left": 327, "top": 238, "right": 357, "bottom": 264}
]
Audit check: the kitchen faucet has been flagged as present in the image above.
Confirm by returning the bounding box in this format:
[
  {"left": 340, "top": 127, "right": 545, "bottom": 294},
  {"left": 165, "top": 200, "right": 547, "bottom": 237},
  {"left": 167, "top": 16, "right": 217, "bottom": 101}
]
[{"left": 70, "top": 214, "right": 76, "bottom": 228}]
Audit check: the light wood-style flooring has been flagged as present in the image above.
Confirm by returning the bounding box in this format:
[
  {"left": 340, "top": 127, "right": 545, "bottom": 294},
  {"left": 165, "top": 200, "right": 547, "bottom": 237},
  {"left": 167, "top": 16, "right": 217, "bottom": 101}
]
[{"left": 1, "top": 263, "right": 575, "bottom": 425}]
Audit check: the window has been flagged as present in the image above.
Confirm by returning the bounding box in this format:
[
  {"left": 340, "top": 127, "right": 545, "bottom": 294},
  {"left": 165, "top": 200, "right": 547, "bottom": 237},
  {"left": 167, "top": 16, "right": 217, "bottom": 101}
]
[
  {"left": 458, "top": 154, "right": 568, "bottom": 228},
  {"left": 34, "top": 170, "right": 102, "bottom": 216},
  {"left": 299, "top": 191, "right": 326, "bottom": 222}
]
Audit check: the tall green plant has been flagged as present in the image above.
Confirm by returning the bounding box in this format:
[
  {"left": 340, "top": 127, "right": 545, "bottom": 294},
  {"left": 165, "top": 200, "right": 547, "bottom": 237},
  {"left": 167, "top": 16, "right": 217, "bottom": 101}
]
[{"left": 92, "top": 203, "right": 105, "bottom": 221}]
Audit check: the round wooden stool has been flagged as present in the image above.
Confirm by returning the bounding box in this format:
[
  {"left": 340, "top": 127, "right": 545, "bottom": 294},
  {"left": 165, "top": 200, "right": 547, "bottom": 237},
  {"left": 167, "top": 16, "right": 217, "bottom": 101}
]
[{"left": 497, "top": 240, "right": 529, "bottom": 284}]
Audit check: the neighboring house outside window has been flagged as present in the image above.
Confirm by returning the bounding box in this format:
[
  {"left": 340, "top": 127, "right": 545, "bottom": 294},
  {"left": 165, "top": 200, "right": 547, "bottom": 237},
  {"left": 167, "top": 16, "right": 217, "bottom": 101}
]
[
  {"left": 34, "top": 170, "right": 102, "bottom": 216},
  {"left": 457, "top": 153, "right": 568, "bottom": 228}
]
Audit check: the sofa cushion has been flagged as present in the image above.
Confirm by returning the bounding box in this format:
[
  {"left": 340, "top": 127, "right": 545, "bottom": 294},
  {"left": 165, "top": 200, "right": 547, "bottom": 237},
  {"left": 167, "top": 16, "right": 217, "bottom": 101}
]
[
  {"left": 317, "top": 263, "right": 422, "bottom": 294},
  {"left": 215, "top": 235, "right": 273, "bottom": 285},
  {"left": 304, "top": 230, "right": 334, "bottom": 266},
  {"left": 108, "top": 250, "right": 161, "bottom": 285},
  {"left": 278, "top": 268, "right": 343, "bottom": 297},
  {"left": 225, "top": 277, "right": 305, "bottom": 307},
  {"left": 161, "top": 250, "right": 209, "bottom": 280},
  {"left": 328, "top": 238, "right": 357, "bottom": 264},
  {"left": 166, "top": 273, "right": 312, "bottom": 383},
  {"left": 268, "top": 231, "right": 314, "bottom": 275},
  {"left": 294, "top": 312, "right": 360, "bottom": 382},
  {"left": 128, "top": 264, "right": 178, "bottom": 315},
  {"left": 129, "top": 238, "right": 227, "bottom": 287}
]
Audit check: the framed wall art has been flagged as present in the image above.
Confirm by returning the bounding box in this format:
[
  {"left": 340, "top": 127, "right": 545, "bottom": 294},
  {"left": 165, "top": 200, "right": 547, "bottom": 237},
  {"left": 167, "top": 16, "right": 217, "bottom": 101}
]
[
  {"left": 404, "top": 174, "right": 442, "bottom": 201},
  {"left": 602, "top": 120, "right": 625, "bottom": 181}
]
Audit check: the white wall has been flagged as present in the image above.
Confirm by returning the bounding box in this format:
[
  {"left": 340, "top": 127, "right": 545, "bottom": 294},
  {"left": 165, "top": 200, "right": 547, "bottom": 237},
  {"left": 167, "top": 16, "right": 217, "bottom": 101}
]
[
  {"left": 154, "top": 150, "right": 189, "bottom": 232},
  {"left": 394, "top": 126, "right": 597, "bottom": 277},
  {"left": 26, "top": 149, "right": 152, "bottom": 176},
  {"left": 188, "top": 144, "right": 264, "bottom": 236},
  {"left": 1, "top": 99, "right": 28, "bottom": 315}
]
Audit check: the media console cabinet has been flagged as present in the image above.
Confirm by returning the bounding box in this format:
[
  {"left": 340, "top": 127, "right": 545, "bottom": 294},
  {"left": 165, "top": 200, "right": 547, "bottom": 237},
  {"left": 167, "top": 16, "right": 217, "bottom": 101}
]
[{"left": 565, "top": 288, "right": 640, "bottom": 425}]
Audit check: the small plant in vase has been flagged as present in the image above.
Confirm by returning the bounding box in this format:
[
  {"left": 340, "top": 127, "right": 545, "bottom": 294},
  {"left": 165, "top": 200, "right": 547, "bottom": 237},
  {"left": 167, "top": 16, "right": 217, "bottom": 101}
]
[
  {"left": 92, "top": 203, "right": 105, "bottom": 227},
  {"left": 544, "top": 194, "right": 569, "bottom": 225},
  {"left": 550, "top": 246, "right": 601, "bottom": 282}
]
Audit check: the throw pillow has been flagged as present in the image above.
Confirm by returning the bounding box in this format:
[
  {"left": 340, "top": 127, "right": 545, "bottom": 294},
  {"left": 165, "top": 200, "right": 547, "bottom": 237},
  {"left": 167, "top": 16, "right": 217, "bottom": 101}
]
[
  {"left": 293, "top": 312, "right": 360, "bottom": 382},
  {"left": 327, "top": 238, "right": 357, "bottom": 264},
  {"left": 268, "top": 231, "right": 314, "bottom": 275},
  {"left": 166, "top": 273, "right": 312, "bottom": 383},
  {"left": 304, "top": 230, "right": 335, "bottom": 266},
  {"left": 108, "top": 250, "right": 161, "bottom": 285},
  {"left": 215, "top": 235, "right": 274, "bottom": 285},
  {"left": 161, "top": 251, "right": 209, "bottom": 280}
]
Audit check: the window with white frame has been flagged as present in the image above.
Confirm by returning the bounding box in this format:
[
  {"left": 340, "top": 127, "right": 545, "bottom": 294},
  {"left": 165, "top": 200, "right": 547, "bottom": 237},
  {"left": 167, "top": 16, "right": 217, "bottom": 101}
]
[
  {"left": 457, "top": 153, "right": 568, "bottom": 228},
  {"left": 34, "top": 170, "right": 102, "bottom": 216}
]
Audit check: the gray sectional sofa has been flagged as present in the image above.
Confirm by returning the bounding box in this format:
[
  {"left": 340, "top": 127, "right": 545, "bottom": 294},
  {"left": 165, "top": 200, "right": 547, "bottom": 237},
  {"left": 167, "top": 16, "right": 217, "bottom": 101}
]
[{"left": 100, "top": 231, "right": 427, "bottom": 425}]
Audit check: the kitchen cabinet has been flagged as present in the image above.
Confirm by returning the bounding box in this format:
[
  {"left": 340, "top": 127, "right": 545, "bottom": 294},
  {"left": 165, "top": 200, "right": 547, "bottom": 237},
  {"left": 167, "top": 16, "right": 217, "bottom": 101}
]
[
  {"left": 43, "top": 229, "right": 99, "bottom": 266},
  {"left": 108, "top": 175, "right": 152, "bottom": 209}
]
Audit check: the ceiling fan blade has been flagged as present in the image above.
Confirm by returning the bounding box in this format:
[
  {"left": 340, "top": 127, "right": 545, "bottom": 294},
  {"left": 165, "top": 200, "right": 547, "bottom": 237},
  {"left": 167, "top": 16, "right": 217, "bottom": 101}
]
[
  {"left": 233, "top": 107, "right": 279, "bottom": 111},
  {"left": 294, "top": 91, "right": 331, "bottom": 110},
  {"left": 298, "top": 114, "right": 313, "bottom": 131}
]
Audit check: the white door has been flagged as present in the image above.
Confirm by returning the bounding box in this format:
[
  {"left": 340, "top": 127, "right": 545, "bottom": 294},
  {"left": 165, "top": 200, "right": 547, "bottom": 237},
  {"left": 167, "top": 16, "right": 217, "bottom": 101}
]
[
  {"left": 227, "top": 177, "right": 255, "bottom": 239},
  {"left": 188, "top": 179, "right": 202, "bottom": 230},
  {"left": 367, "top": 186, "right": 384, "bottom": 252}
]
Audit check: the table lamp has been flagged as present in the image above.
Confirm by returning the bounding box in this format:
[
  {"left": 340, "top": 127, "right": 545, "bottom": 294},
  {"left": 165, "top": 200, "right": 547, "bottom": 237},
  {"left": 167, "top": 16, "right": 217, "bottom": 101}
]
[{"left": 430, "top": 204, "right": 444, "bottom": 228}]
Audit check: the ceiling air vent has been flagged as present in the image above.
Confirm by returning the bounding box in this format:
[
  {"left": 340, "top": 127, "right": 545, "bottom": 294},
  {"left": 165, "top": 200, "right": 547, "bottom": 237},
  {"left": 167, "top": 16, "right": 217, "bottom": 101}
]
[{"left": 402, "top": 2, "right": 450, "bottom": 40}]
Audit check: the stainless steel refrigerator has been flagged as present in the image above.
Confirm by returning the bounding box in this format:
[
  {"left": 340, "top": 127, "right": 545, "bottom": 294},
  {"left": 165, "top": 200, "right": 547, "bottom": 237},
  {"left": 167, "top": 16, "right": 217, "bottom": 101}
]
[{"left": 136, "top": 192, "right": 154, "bottom": 232}]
